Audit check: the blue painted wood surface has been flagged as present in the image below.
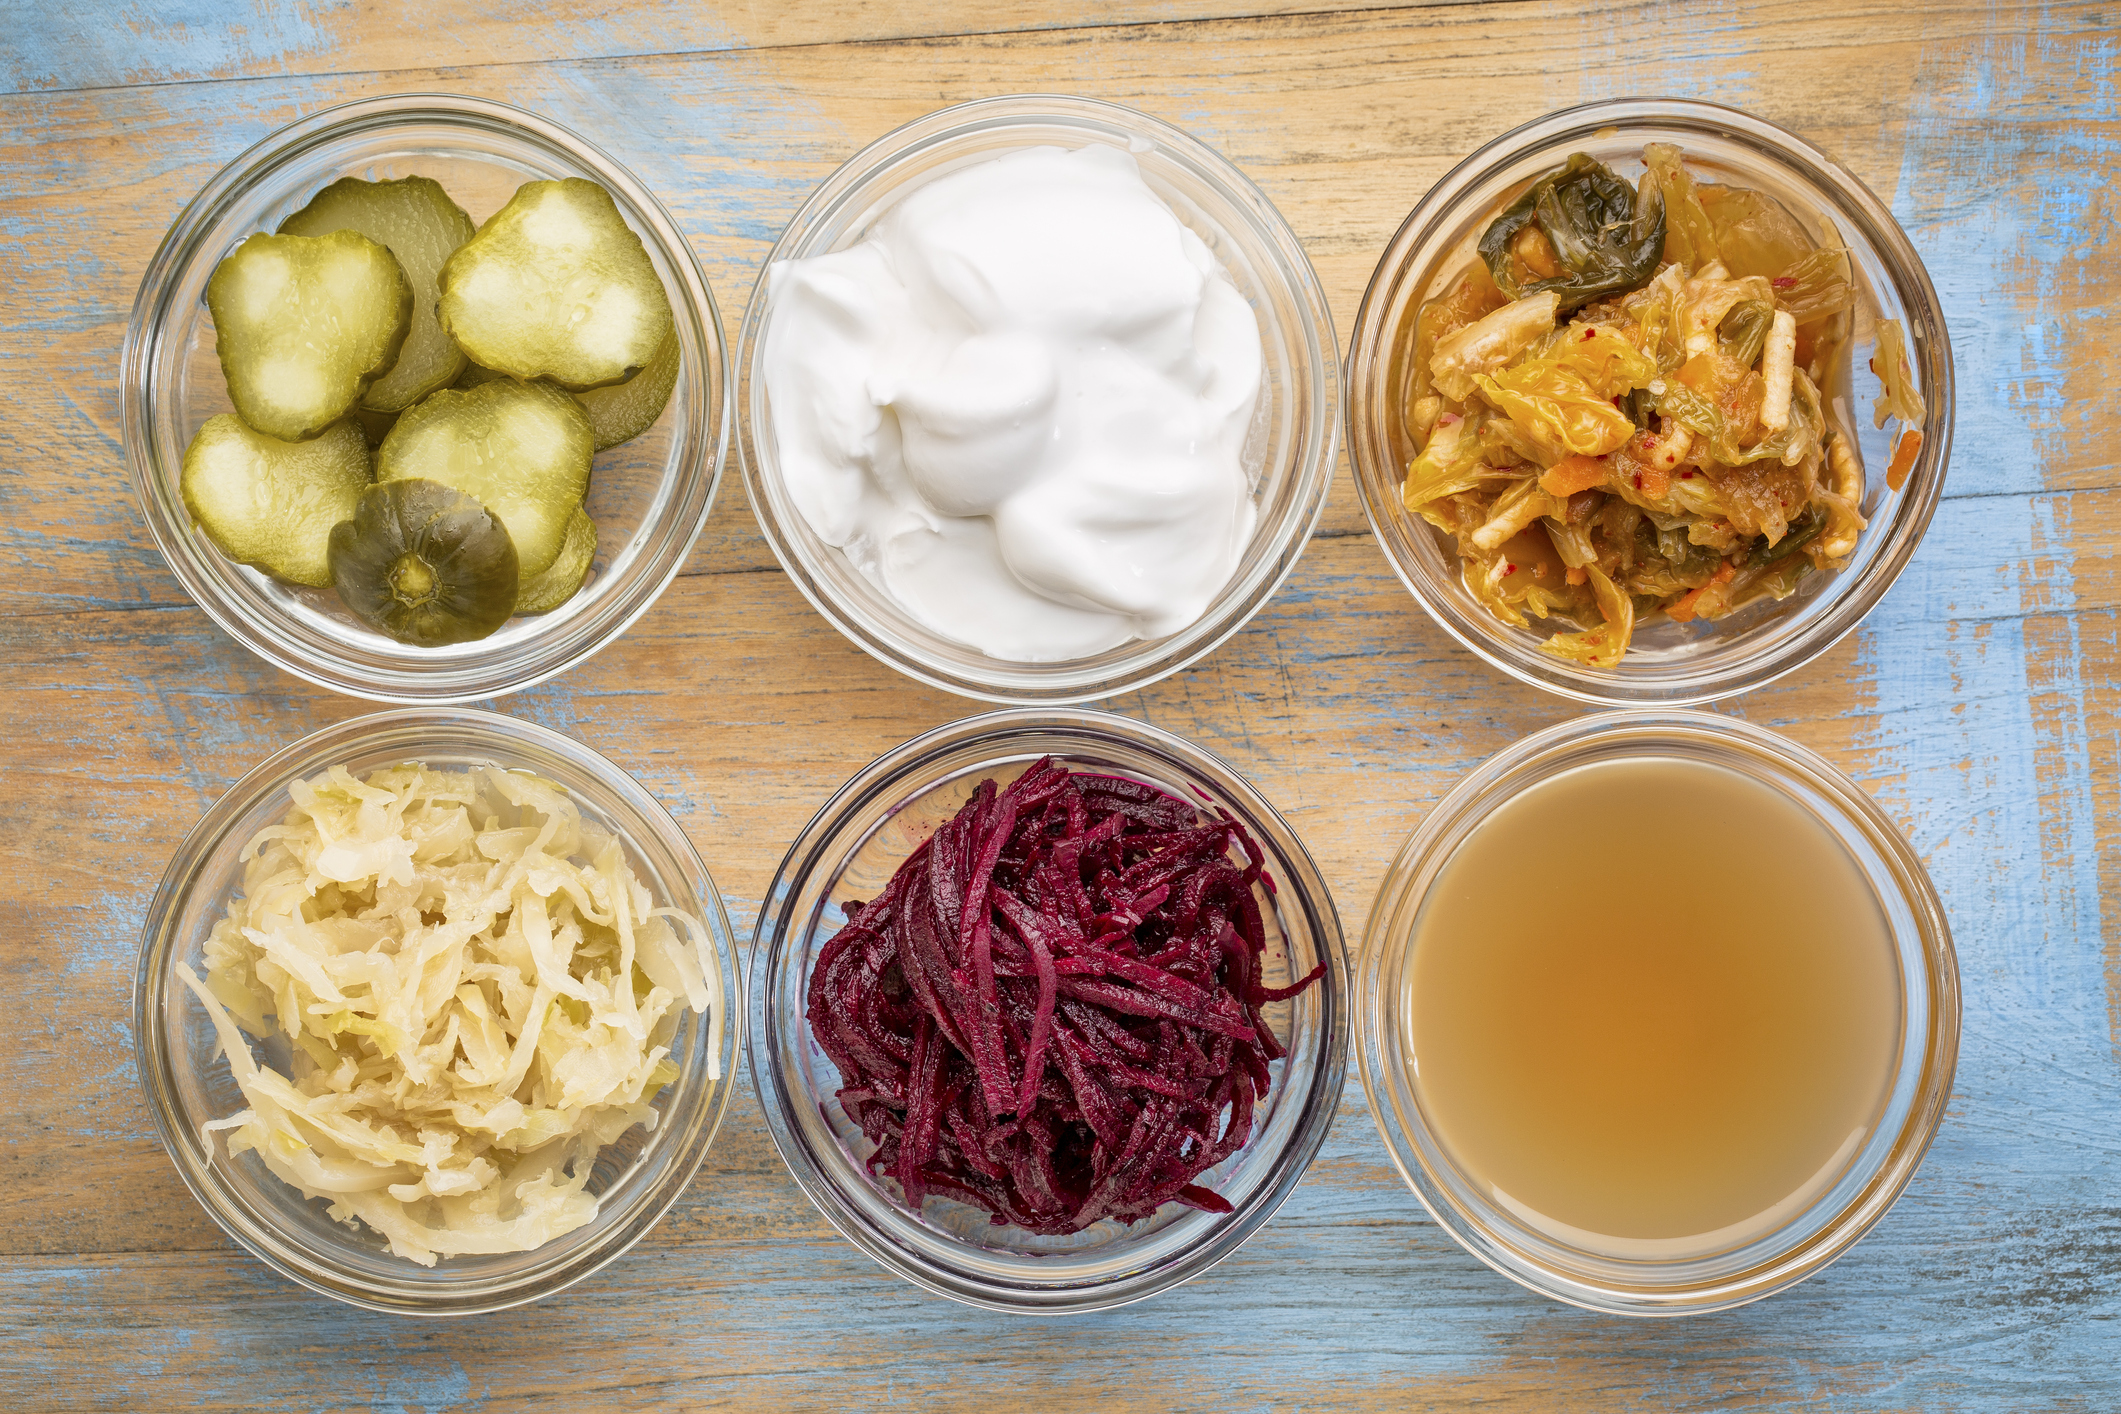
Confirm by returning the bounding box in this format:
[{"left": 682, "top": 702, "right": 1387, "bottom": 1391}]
[{"left": 2, "top": 2, "right": 2116, "bottom": 1408}]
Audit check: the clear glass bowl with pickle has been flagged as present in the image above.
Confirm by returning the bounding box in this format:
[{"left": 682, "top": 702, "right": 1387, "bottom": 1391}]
[
  {"left": 1347, "top": 98, "right": 1953, "bottom": 704},
  {"left": 122, "top": 93, "right": 730, "bottom": 704}
]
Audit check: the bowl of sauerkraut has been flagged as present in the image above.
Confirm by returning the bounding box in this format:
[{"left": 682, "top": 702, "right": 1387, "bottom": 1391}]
[
  {"left": 1348, "top": 98, "right": 1952, "bottom": 704},
  {"left": 133, "top": 708, "right": 742, "bottom": 1314}
]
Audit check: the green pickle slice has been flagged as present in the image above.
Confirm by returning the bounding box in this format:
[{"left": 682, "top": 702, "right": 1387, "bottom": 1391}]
[
  {"left": 351, "top": 406, "right": 399, "bottom": 448},
  {"left": 516, "top": 508, "right": 596, "bottom": 614},
  {"left": 329, "top": 479, "right": 519, "bottom": 647},
  {"left": 180, "top": 415, "right": 372, "bottom": 587},
  {"left": 375, "top": 379, "right": 591, "bottom": 578},
  {"left": 207, "top": 230, "right": 412, "bottom": 442},
  {"left": 279, "top": 176, "right": 478, "bottom": 414},
  {"left": 452, "top": 361, "right": 511, "bottom": 390},
  {"left": 438, "top": 178, "right": 673, "bottom": 391},
  {"left": 576, "top": 328, "right": 679, "bottom": 450},
  {"left": 458, "top": 329, "right": 678, "bottom": 450}
]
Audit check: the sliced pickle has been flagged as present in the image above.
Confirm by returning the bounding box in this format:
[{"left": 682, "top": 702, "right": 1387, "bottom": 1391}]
[
  {"left": 462, "top": 330, "right": 677, "bottom": 450},
  {"left": 375, "top": 379, "right": 591, "bottom": 578},
  {"left": 516, "top": 508, "right": 595, "bottom": 614},
  {"left": 438, "top": 178, "right": 673, "bottom": 391},
  {"left": 351, "top": 406, "right": 399, "bottom": 448},
  {"left": 329, "top": 479, "right": 518, "bottom": 647},
  {"left": 180, "top": 414, "right": 371, "bottom": 587},
  {"left": 575, "top": 328, "right": 679, "bottom": 450},
  {"left": 207, "top": 230, "right": 412, "bottom": 442},
  {"left": 279, "top": 176, "right": 478, "bottom": 413},
  {"left": 453, "top": 360, "right": 511, "bottom": 390}
]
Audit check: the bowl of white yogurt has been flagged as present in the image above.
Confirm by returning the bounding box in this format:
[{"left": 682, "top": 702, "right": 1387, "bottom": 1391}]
[{"left": 738, "top": 95, "right": 1339, "bottom": 703}]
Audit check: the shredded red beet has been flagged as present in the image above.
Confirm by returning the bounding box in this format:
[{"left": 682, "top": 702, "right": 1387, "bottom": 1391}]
[{"left": 806, "top": 758, "right": 1326, "bottom": 1234}]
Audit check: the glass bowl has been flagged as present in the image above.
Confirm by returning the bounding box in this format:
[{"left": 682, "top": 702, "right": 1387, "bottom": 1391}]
[
  {"left": 749, "top": 708, "right": 1348, "bottom": 1311},
  {"left": 1347, "top": 98, "right": 1954, "bottom": 705},
  {"left": 737, "top": 94, "right": 1339, "bottom": 704},
  {"left": 132, "top": 708, "right": 745, "bottom": 1315},
  {"left": 122, "top": 93, "right": 730, "bottom": 704},
  {"left": 1355, "top": 709, "right": 1959, "bottom": 1314}
]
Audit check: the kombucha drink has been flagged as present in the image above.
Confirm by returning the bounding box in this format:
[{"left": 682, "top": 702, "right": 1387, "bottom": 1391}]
[{"left": 1406, "top": 755, "right": 1900, "bottom": 1256}]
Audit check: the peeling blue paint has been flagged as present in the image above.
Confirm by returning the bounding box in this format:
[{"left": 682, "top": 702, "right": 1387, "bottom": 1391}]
[
  {"left": 4, "top": 3, "right": 2119, "bottom": 1410},
  {"left": 0, "top": 1, "right": 341, "bottom": 95}
]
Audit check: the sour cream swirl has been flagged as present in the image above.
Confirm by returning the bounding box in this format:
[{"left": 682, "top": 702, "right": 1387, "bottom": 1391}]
[{"left": 762, "top": 143, "right": 1262, "bottom": 662}]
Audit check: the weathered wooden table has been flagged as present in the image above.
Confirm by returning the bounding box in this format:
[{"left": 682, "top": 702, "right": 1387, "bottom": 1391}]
[{"left": 5, "top": 2, "right": 2115, "bottom": 1407}]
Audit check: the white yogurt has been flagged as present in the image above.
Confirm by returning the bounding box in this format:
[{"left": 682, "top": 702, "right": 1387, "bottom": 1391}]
[{"left": 762, "top": 144, "right": 1262, "bottom": 662}]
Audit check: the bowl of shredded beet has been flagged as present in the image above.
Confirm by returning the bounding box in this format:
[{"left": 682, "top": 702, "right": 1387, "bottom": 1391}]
[{"left": 750, "top": 708, "right": 1347, "bottom": 1311}]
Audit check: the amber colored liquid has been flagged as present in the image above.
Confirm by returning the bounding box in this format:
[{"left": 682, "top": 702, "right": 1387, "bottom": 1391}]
[{"left": 1407, "top": 756, "right": 1900, "bottom": 1256}]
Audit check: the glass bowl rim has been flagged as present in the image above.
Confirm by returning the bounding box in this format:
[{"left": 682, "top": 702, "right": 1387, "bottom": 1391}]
[
  {"left": 131, "top": 705, "right": 748, "bottom": 1315},
  {"left": 1345, "top": 95, "right": 1955, "bottom": 707},
  {"left": 120, "top": 90, "right": 734, "bottom": 705},
  {"left": 747, "top": 705, "right": 1351, "bottom": 1311},
  {"left": 735, "top": 92, "right": 1341, "bottom": 705},
  {"left": 1352, "top": 706, "right": 1961, "bottom": 1314}
]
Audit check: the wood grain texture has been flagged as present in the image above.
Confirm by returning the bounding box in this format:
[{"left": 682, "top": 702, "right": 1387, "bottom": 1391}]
[
  {"left": 0, "top": 0, "right": 1466, "bottom": 96},
  {"left": 2, "top": 1, "right": 2117, "bottom": 1409}
]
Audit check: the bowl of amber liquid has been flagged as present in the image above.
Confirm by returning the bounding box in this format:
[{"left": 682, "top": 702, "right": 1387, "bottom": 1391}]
[{"left": 1355, "top": 710, "right": 1958, "bottom": 1313}]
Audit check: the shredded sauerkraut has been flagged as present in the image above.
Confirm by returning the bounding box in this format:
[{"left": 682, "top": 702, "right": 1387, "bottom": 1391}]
[{"left": 179, "top": 762, "right": 723, "bottom": 1265}]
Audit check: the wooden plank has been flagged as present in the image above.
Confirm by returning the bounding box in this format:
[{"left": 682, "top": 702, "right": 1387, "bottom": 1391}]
[
  {"left": 0, "top": 0, "right": 1465, "bottom": 97},
  {"left": 11, "top": 1191, "right": 2114, "bottom": 1412},
  {"left": 2, "top": 1, "right": 2118, "bottom": 1409}
]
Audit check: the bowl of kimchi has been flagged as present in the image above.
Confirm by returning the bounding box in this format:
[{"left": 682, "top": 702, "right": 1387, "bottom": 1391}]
[{"left": 1347, "top": 98, "right": 1952, "bottom": 705}]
